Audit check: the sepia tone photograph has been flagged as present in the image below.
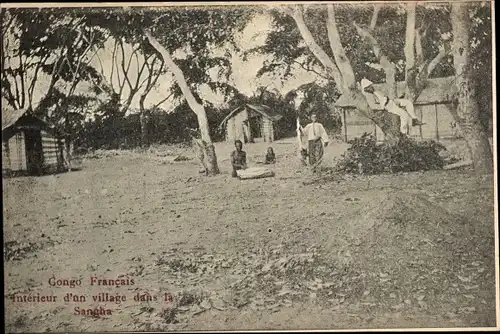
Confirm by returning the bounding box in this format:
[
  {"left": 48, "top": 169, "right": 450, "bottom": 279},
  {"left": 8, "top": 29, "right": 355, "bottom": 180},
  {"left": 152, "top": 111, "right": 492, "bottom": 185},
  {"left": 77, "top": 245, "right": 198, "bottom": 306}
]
[{"left": 2, "top": 1, "right": 498, "bottom": 332}]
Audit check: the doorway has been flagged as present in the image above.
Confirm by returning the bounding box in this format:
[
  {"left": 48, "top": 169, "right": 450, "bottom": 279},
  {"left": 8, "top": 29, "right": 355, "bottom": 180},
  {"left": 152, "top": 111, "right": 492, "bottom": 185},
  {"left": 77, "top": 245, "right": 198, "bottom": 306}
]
[
  {"left": 248, "top": 116, "right": 262, "bottom": 140},
  {"left": 24, "top": 129, "right": 44, "bottom": 175}
]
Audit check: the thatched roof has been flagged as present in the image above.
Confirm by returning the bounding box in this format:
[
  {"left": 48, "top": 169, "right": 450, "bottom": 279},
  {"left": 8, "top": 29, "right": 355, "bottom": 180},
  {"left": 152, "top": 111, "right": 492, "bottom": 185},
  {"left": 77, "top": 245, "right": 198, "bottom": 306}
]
[
  {"left": 2, "top": 108, "right": 29, "bottom": 131},
  {"left": 219, "top": 103, "right": 284, "bottom": 128},
  {"left": 335, "top": 76, "right": 455, "bottom": 109},
  {"left": 2, "top": 107, "right": 64, "bottom": 136}
]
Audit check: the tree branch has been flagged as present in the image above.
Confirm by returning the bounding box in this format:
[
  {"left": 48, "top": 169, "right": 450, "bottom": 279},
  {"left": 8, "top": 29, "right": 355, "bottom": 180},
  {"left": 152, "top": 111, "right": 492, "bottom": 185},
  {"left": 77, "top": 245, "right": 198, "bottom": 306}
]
[
  {"left": 354, "top": 22, "right": 382, "bottom": 59},
  {"left": 404, "top": 2, "right": 416, "bottom": 74},
  {"left": 119, "top": 39, "right": 134, "bottom": 91},
  {"left": 426, "top": 42, "right": 451, "bottom": 75},
  {"left": 288, "top": 5, "right": 345, "bottom": 92},
  {"left": 326, "top": 4, "right": 356, "bottom": 88},
  {"left": 415, "top": 28, "right": 424, "bottom": 65},
  {"left": 140, "top": 56, "right": 157, "bottom": 89},
  {"left": 370, "top": 4, "right": 381, "bottom": 30},
  {"left": 1, "top": 76, "right": 19, "bottom": 109},
  {"left": 354, "top": 21, "right": 397, "bottom": 97},
  {"left": 145, "top": 31, "right": 212, "bottom": 143},
  {"left": 27, "top": 54, "right": 50, "bottom": 109},
  {"left": 13, "top": 69, "right": 21, "bottom": 108},
  {"left": 134, "top": 54, "right": 150, "bottom": 91},
  {"left": 67, "top": 33, "right": 96, "bottom": 98},
  {"left": 151, "top": 91, "right": 174, "bottom": 110},
  {"left": 409, "top": 40, "right": 452, "bottom": 101},
  {"left": 44, "top": 47, "right": 69, "bottom": 103},
  {"left": 292, "top": 60, "right": 330, "bottom": 80},
  {"left": 110, "top": 39, "right": 118, "bottom": 92},
  {"left": 18, "top": 53, "right": 26, "bottom": 108}
]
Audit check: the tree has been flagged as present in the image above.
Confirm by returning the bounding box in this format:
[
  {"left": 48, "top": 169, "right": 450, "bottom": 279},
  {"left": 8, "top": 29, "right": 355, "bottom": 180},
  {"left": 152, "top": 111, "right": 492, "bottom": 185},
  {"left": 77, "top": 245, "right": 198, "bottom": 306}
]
[
  {"left": 1, "top": 8, "right": 105, "bottom": 113},
  {"left": 82, "top": 6, "right": 254, "bottom": 175},
  {"left": 290, "top": 81, "right": 341, "bottom": 131},
  {"left": 249, "top": 4, "right": 456, "bottom": 140},
  {"left": 87, "top": 35, "right": 172, "bottom": 147},
  {"left": 2, "top": 8, "right": 111, "bottom": 170},
  {"left": 449, "top": 2, "right": 493, "bottom": 175}
]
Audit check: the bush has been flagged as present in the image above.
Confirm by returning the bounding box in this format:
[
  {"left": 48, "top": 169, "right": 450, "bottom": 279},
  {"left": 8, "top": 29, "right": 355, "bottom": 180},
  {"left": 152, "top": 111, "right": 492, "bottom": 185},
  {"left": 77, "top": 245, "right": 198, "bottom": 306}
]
[{"left": 335, "top": 133, "right": 447, "bottom": 175}]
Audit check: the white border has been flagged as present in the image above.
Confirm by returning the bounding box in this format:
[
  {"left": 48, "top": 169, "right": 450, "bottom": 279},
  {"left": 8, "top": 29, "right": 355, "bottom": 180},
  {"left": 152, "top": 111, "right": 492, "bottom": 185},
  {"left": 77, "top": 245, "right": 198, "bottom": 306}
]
[{"left": 1, "top": 1, "right": 498, "bottom": 332}]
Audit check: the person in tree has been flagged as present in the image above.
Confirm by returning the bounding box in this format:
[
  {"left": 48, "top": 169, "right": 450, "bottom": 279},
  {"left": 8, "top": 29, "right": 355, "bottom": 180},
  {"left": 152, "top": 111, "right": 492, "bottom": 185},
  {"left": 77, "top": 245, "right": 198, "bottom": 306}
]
[
  {"left": 264, "top": 147, "right": 276, "bottom": 164},
  {"left": 301, "top": 113, "right": 329, "bottom": 166},
  {"left": 231, "top": 140, "right": 247, "bottom": 177},
  {"left": 360, "top": 78, "right": 424, "bottom": 135}
]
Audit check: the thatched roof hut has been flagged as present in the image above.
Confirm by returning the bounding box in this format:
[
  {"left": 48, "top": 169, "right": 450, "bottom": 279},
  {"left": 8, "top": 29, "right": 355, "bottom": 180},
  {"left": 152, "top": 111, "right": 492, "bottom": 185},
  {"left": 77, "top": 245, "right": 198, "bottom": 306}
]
[
  {"left": 2, "top": 108, "right": 66, "bottom": 176},
  {"left": 334, "top": 76, "right": 455, "bottom": 110},
  {"left": 334, "top": 76, "right": 459, "bottom": 142},
  {"left": 219, "top": 104, "right": 284, "bottom": 143}
]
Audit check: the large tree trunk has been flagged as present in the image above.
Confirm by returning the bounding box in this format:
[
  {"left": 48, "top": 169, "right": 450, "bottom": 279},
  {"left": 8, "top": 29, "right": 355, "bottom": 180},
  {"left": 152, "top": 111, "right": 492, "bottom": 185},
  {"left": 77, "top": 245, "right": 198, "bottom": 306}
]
[
  {"left": 290, "top": 5, "right": 401, "bottom": 140},
  {"left": 450, "top": 3, "right": 493, "bottom": 175},
  {"left": 405, "top": 4, "right": 451, "bottom": 102},
  {"left": 348, "top": 89, "right": 401, "bottom": 140},
  {"left": 145, "top": 32, "right": 219, "bottom": 175}
]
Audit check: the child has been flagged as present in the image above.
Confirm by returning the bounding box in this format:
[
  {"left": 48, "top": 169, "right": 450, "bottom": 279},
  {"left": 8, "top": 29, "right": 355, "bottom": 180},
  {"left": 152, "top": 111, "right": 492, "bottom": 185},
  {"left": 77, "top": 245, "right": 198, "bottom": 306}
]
[{"left": 264, "top": 147, "right": 276, "bottom": 164}]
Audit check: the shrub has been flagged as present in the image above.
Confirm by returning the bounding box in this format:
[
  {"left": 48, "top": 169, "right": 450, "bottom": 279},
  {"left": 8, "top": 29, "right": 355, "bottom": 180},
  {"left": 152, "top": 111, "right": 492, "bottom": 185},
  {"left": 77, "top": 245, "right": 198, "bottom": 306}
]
[{"left": 335, "top": 133, "right": 447, "bottom": 175}]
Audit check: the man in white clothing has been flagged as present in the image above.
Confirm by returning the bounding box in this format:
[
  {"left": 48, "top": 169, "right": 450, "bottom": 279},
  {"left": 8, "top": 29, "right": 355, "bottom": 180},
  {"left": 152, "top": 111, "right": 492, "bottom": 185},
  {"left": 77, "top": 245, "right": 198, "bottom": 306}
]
[
  {"left": 360, "top": 78, "right": 424, "bottom": 134},
  {"left": 301, "top": 113, "right": 329, "bottom": 165}
]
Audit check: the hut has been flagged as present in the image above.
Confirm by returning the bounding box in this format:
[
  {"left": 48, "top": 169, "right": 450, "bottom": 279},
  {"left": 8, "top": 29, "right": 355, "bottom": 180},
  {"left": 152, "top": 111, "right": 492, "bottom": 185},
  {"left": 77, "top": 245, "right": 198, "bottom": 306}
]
[
  {"left": 2, "top": 108, "right": 66, "bottom": 176},
  {"left": 334, "top": 76, "right": 459, "bottom": 142},
  {"left": 219, "top": 104, "right": 284, "bottom": 143}
]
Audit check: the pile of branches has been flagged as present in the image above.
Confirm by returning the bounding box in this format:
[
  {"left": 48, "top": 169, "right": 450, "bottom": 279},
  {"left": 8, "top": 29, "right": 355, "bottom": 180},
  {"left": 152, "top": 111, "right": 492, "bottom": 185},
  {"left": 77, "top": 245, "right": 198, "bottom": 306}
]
[{"left": 335, "top": 133, "right": 447, "bottom": 175}]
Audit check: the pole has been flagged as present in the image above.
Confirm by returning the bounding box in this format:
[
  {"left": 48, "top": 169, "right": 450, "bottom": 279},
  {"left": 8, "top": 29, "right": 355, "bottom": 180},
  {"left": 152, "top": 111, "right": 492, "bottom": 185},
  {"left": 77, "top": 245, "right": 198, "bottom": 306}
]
[
  {"left": 343, "top": 108, "right": 348, "bottom": 142},
  {"left": 435, "top": 104, "right": 440, "bottom": 142}
]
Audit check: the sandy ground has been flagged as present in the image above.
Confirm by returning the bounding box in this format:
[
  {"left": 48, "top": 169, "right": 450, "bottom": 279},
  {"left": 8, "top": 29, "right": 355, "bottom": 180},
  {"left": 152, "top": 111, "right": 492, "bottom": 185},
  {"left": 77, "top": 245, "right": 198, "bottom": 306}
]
[{"left": 3, "top": 138, "right": 498, "bottom": 332}]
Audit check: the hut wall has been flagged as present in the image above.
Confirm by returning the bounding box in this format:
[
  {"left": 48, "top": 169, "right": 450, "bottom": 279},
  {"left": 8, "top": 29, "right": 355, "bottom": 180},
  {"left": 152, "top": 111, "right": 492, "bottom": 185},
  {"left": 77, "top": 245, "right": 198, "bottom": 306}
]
[
  {"left": 262, "top": 117, "right": 274, "bottom": 142},
  {"left": 5, "top": 132, "right": 27, "bottom": 172},
  {"left": 418, "top": 104, "right": 461, "bottom": 141},
  {"left": 342, "top": 108, "right": 384, "bottom": 142},
  {"left": 41, "top": 130, "right": 64, "bottom": 171},
  {"left": 342, "top": 104, "right": 461, "bottom": 142},
  {"left": 227, "top": 110, "right": 248, "bottom": 142},
  {"left": 230, "top": 109, "right": 250, "bottom": 143},
  {"left": 226, "top": 117, "right": 237, "bottom": 142},
  {"left": 2, "top": 140, "right": 10, "bottom": 174}
]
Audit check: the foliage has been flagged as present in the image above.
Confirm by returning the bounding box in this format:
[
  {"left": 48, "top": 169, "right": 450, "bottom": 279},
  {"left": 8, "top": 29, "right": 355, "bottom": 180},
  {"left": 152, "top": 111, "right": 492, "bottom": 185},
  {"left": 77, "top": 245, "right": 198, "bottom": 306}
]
[
  {"left": 249, "top": 4, "right": 455, "bottom": 84},
  {"left": 468, "top": 2, "right": 492, "bottom": 133},
  {"left": 292, "top": 81, "right": 342, "bottom": 133},
  {"left": 74, "top": 101, "right": 228, "bottom": 150},
  {"left": 1, "top": 8, "right": 108, "bottom": 111},
  {"left": 84, "top": 6, "right": 255, "bottom": 105},
  {"left": 336, "top": 133, "right": 447, "bottom": 174}
]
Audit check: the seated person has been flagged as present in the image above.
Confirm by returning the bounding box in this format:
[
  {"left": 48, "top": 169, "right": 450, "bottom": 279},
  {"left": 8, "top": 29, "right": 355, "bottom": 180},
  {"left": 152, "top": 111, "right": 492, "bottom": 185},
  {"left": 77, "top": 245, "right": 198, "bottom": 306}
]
[
  {"left": 360, "top": 78, "right": 424, "bottom": 134},
  {"left": 231, "top": 140, "right": 247, "bottom": 177},
  {"left": 264, "top": 147, "right": 276, "bottom": 164}
]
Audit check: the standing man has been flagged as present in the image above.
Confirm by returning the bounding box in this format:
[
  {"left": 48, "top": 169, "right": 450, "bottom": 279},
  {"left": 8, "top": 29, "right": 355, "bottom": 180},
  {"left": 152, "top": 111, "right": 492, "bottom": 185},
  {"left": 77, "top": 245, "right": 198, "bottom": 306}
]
[
  {"left": 360, "top": 78, "right": 424, "bottom": 134},
  {"left": 301, "top": 113, "right": 329, "bottom": 166}
]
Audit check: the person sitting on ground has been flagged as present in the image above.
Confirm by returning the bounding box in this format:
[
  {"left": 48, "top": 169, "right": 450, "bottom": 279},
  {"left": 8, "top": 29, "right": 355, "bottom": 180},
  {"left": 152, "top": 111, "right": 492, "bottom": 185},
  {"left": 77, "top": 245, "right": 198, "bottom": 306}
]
[
  {"left": 231, "top": 140, "right": 247, "bottom": 177},
  {"left": 360, "top": 78, "right": 424, "bottom": 135},
  {"left": 264, "top": 147, "right": 276, "bottom": 164}
]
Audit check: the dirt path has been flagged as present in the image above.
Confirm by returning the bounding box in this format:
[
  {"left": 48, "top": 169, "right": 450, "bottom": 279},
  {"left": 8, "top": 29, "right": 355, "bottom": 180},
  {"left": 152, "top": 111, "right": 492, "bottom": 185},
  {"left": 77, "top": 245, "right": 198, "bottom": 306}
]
[{"left": 3, "top": 141, "right": 497, "bottom": 332}]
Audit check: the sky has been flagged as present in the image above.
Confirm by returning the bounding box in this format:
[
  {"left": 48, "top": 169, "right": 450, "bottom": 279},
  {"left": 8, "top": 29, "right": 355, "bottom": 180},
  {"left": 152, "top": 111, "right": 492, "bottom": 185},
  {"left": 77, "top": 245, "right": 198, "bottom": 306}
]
[
  {"left": 109, "top": 11, "right": 322, "bottom": 113},
  {"left": 3, "top": 9, "right": 323, "bottom": 115}
]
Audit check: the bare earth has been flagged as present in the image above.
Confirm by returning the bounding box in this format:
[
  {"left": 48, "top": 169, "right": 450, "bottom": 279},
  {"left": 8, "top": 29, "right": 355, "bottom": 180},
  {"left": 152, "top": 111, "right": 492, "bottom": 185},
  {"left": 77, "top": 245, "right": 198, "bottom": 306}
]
[{"left": 3, "top": 138, "right": 497, "bottom": 332}]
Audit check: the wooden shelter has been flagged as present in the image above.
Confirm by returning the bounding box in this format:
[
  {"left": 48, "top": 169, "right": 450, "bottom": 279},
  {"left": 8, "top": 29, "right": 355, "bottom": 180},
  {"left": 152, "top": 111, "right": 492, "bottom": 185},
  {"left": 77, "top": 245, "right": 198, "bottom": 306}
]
[
  {"left": 2, "top": 108, "right": 66, "bottom": 176},
  {"left": 334, "top": 76, "right": 459, "bottom": 142},
  {"left": 219, "top": 104, "right": 284, "bottom": 143}
]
